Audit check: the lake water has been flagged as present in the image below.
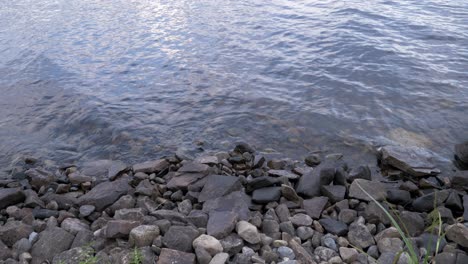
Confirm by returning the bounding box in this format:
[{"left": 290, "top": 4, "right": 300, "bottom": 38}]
[{"left": 1, "top": 0, "right": 467, "bottom": 168}]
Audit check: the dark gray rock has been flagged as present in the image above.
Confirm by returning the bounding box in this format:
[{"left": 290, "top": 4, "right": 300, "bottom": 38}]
[
  {"left": 104, "top": 220, "right": 140, "bottom": 238},
  {"left": 202, "top": 191, "right": 251, "bottom": 221},
  {"left": 158, "top": 248, "right": 196, "bottom": 264},
  {"left": 319, "top": 219, "right": 348, "bottom": 236},
  {"left": 0, "top": 221, "right": 33, "bottom": 247},
  {"left": 296, "top": 167, "right": 332, "bottom": 198},
  {"left": 80, "top": 159, "right": 127, "bottom": 179},
  {"left": 446, "top": 223, "right": 468, "bottom": 248},
  {"left": 347, "top": 165, "right": 371, "bottom": 182},
  {"left": 455, "top": 142, "right": 468, "bottom": 167},
  {"left": 32, "top": 208, "right": 59, "bottom": 219},
  {"left": 379, "top": 145, "right": 440, "bottom": 176},
  {"left": 387, "top": 189, "right": 411, "bottom": 205},
  {"left": 416, "top": 233, "right": 446, "bottom": 255},
  {"left": 0, "top": 239, "right": 12, "bottom": 261},
  {"left": 303, "top": 196, "right": 329, "bottom": 219},
  {"left": 347, "top": 222, "right": 375, "bottom": 249},
  {"left": 151, "top": 209, "right": 187, "bottom": 223},
  {"left": 234, "top": 142, "right": 255, "bottom": 154},
  {"left": 52, "top": 247, "right": 89, "bottom": 264},
  {"left": 198, "top": 175, "right": 242, "bottom": 202},
  {"left": 246, "top": 176, "right": 279, "bottom": 192},
  {"left": 132, "top": 159, "right": 169, "bottom": 174},
  {"left": 25, "top": 168, "right": 55, "bottom": 190},
  {"left": 268, "top": 170, "right": 300, "bottom": 180},
  {"left": 207, "top": 211, "right": 238, "bottom": 239},
  {"left": 78, "top": 177, "right": 130, "bottom": 211},
  {"left": 338, "top": 209, "right": 357, "bottom": 224},
  {"left": 305, "top": 154, "right": 321, "bottom": 167},
  {"left": 463, "top": 195, "right": 468, "bottom": 221},
  {"left": 349, "top": 179, "right": 387, "bottom": 202},
  {"left": 187, "top": 210, "right": 209, "bottom": 228},
  {"left": 397, "top": 211, "right": 424, "bottom": 236},
  {"left": 30, "top": 227, "right": 75, "bottom": 264},
  {"left": 220, "top": 234, "right": 244, "bottom": 256},
  {"left": 23, "top": 189, "right": 45, "bottom": 208},
  {"left": 445, "top": 191, "right": 463, "bottom": 211},
  {"left": 163, "top": 225, "right": 199, "bottom": 252},
  {"left": 0, "top": 188, "right": 25, "bottom": 209},
  {"left": 452, "top": 171, "right": 468, "bottom": 191},
  {"left": 71, "top": 230, "right": 93, "bottom": 248},
  {"left": 412, "top": 190, "right": 449, "bottom": 212},
  {"left": 281, "top": 184, "right": 302, "bottom": 202},
  {"left": 252, "top": 187, "right": 282, "bottom": 204},
  {"left": 321, "top": 185, "right": 346, "bottom": 203},
  {"left": 433, "top": 252, "right": 457, "bottom": 264},
  {"left": 365, "top": 202, "right": 391, "bottom": 225},
  {"left": 288, "top": 238, "right": 315, "bottom": 263},
  {"left": 275, "top": 203, "right": 291, "bottom": 223},
  {"left": 166, "top": 173, "right": 206, "bottom": 191}
]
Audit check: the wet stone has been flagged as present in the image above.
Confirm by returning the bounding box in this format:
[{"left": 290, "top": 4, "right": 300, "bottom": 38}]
[{"left": 252, "top": 187, "right": 282, "bottom": 204}]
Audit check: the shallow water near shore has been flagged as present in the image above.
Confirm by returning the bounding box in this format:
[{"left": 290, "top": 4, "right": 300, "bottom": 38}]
[{"left": 1, "top": 0, "right": 467, "bottom": 169}]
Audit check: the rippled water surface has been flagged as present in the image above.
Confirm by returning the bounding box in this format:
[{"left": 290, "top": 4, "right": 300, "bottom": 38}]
[{"left": 1, "top": 0, "right": 467, "bottom": 167}]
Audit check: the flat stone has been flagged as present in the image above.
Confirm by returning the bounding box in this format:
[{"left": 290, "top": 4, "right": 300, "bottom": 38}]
[
  {"left": 194, "top": 155, "right": 219, "bottom": 165},
  {"left": 167, "top": 173, "right": 207, "bottom": 191},
  {"left": 78, "top": 177, "right": 130, "bottom": 211},
  {"left": 32, "top": 208, "right": 59, "bottom": 219},
  {"left": 236, "top": 221, "right": 260, "bottom": 244},
  {"left": 159, "top": 248, "right": 196, "bottom": 264},
  {"left": 203, "top": 191, "right": 252, "bottom": 221},
  {"left": 268, "top": 170, "right": 300, "bottom": 180},
  {"left": 378, "top": 237, "right": 403, "bottom": 254},
  {"left": 295, "top": 169, "right": 322, "bottom": 198},
  {"left": 151, "top": 209, "right": 188, "bottom": 223},
  {"left": 380, "top": 145, "right": 440, "bottom": 176},
  {"left": 23, "top": 189, "right": 45, "bottom": 208},
  {"left": 132, "top": 159, "right": 169, "bottom": 173},
  {"left": 30, "top": 227, "right": 74, "bottom": 264},
  {"left": 193, "top": 234, "right": 223, "bottom": 256},
  {"left": 25, "top": 168, "right": 55, "bottom": 190},
  {"left": 207, "top": 211, "right": 238, "bottom": 239},
  {"left": 275, "top": 203, "right": 291, "bottom": 223},
  {"left": 0, "top": 188, "right": 25, "bottom": 209},
  {"left": 446, "top": 223, "right": 468, "bottom": 248},
  {"left": 349, "top": 179, "right": 387, "bottom": 202},
  {"left": 303, "top": 196, "right": 329, "bottom": 219},
  {"left": 321, "top": 185, "right": 346, "bottom": 203},
  {"left": 246, "top": 176, "right": 279, "bottom": 192},
  {"left": 104, "top": 220, "right": 140, "bottom": 238},
  {"left": 198, "top": 175, "right": 242, "bottom": 202},
  {"left": 252, "top": 187, "right": 282, "bottom": 204},
  {"left": 114, "top": 208, "right": 146, "bottom": 221},
  {"left": 318, "top": 218, "right": 348, "bottom": 236},
  {"left": 79, "top": 205, "right": 95, "bottom": 217},
  {"left": 178, "top": 162, "right": 210, "bottom": 173},
  {"left": 163, "top": 225, "right": 199, "bottom": 252}
]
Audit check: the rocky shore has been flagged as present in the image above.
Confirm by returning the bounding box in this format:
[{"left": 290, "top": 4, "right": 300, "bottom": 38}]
[{"left": 1, "top": 142, "right": 468, "bottom": 264}]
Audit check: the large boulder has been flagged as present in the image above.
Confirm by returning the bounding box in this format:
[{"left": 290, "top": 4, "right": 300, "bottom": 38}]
[
  {"left": 30, "top": 227, "right": 75, "bottom": 264},
  {"left": 379, "top": 146, "right": 440, "bottom": 177},
  {"left": 198, "top": 175, "right": 242, "bottom": 202},
  {"left": 0, "top": 188, "right": 25, "bottom": 209},
  {"left": 78, "top": 177, "right": 130, "bottom": 211}
]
